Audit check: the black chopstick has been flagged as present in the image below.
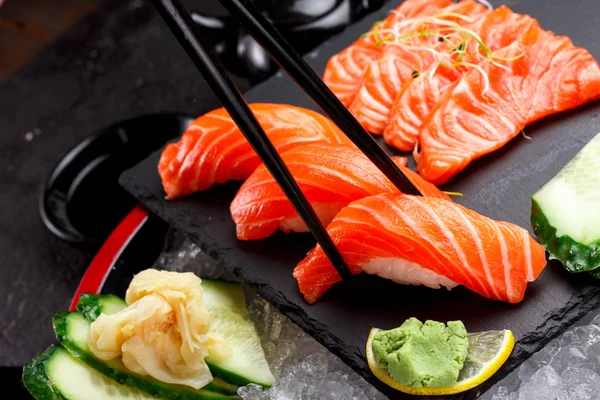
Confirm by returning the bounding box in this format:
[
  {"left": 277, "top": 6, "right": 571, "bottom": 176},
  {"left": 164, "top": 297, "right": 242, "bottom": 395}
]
[
  {"left": 149, "top": 0, "right": 352, "bottom": 280},
  {"left": 217, "top": 0, "right": 422, "bottom": 197}
]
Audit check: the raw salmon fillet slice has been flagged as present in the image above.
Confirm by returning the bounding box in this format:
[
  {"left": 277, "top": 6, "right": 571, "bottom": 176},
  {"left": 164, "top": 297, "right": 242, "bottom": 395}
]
[
  {"left": 384, "top": 5, "right": 540, "bottom": 151},
  {"left": 384, "top": 65, "right": 464, "bottom": 151},
  {"left": 158, "top": 104, "right": 350, "bottom": 199},
  {"left": 293, "top": 193, "right": 547, "bottom": 304},
  {"left": 348, "top": 0, "right": 489, "bottom": 134},
  {"left": 322, "top": 0, "right": 453, "bottom": 106},
  {"left": 230, "top": 143, "right": 449, "bottom": 240},
  {"left": 415, "top": 26, "right": 600, "bottom": 185}
]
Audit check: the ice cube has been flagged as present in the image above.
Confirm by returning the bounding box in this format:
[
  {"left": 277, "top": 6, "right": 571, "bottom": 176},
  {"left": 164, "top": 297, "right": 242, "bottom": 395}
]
[
  {"left": 536, "top": 340, "right": 561, "bottom": 367},
  {"left": 276, "top": 375, "right": 307, "bottom": 398},
  {"left": 315, "top": 380, "right": 354, "bottom": 400},
  {"left": 266, "top": 385, "right": 295, "bottom": 400},
  {"left": 584, "top": 341, "right": 600, "bottom": 367},
  {"left": 492, "top": 386, "right": 512, "bottom": 400},
  {"left": 351, "top": 392, "right": 370, "bottom": 400},
  {"left": 268, "top": 310, "right": 285, "bottom": 342},
  {"left": 238, "top": 384, "right": 270, "bottom": 400},
  {"left": 549, "top": 346, "right": 594, "bottom": 372},
  {"left": 589, "top": 312, "right": 600, "bottom": 328},
  {"left": 358, "top": 385, "right": 388, "bottom": 400},
  {"left": 556, "top": 367, "right": 600, "bottom": 400},
  {"left": 517, "top": 365, "right": 562, "bottom": 400},
  {"left": 282, "top": 352, "right": 329, "bottom": 384},
  {"left": 559, "top": 330, "right": 584, "bottom": 347},
  {"left": 327, "top": 370, "right": 349, "bottom": 383},
  {"left": 154, "top": 231, "right": 230, "bottom": 278},
  {"left": 514, "top": 340, "right": 561, "bottom": 386},
  {"left": 492, "top": 386, "right": 508, "bottom": 399},
  {"left": 518, "top": 359, "right": 540, "bottom": 383},
  {"left": 269, "top": 342, "right": 298, "bottom": 379},
  {"left": 155, "top": 236, "right": 201, "bottom": 272},
  {"left": 302, "top": 353, "right": 330, "bottom": 379},
  {"left": 289, "top": 339, "right": 328, "bottom": 365},
  {"left": 248, "top": 296, "right": 272, "bottom": 337},
  {"left": 573, "top": 325, "right": 600, "bottom": 348}
]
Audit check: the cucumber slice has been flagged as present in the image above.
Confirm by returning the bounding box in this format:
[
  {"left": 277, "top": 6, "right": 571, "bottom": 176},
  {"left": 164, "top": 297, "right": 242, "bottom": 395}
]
[
  {"left": 531, "top": 132, "right": 600, "bottom": 273},
  {"left": 53, "top": 312, "right": 238, "bottom": 399},
  {"left": 76, "top": 293, "right": 127, "bottom": 322},
  {"left": 202, "top": 280, "right": 276, "bottom": 388},
  {"left": 23, "top": 345, "right": 159, "bottom": 400}
]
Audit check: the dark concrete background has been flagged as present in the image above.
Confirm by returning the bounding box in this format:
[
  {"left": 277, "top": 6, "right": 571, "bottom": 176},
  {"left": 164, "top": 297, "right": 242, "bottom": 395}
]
[
  {"left": 0, "top": 0, "right": 243, "bottom": 394},
  {"left": 0, "top": 0, "right": 99, "bottom": 79}
]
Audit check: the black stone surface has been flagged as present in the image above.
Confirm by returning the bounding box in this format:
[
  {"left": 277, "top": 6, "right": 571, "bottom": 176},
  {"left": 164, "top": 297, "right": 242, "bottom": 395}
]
[{"left": 120, "top": 0, "right": 600, "bottom": 398}]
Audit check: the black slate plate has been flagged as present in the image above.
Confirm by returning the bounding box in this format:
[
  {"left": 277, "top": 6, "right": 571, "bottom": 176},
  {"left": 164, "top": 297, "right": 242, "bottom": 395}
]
[{"left": 120, "top": 0, "right": 600, "bottom": 398}]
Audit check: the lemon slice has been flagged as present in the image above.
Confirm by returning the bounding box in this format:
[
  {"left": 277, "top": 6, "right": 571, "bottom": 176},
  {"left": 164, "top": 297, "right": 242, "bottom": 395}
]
[{"left": 366, "top": 327, "right": 514, "bottom": 396}]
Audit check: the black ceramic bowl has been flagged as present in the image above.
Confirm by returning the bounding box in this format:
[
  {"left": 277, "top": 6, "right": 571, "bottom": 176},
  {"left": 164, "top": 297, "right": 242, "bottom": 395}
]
[{"left": 39, "top": 114, "right": 193, "bottom": 248}]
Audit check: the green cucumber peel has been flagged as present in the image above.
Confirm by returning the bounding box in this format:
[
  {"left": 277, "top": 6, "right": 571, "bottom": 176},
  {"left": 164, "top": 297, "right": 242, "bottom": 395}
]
[
  {"left": 532, "top": 195, "right": 600, "bottom": 273},
  {"left": 23, "top": 346, "right": 64, "bottom": 400},
  {"left": 76, "top": 293, "right": 127, "bottom": 322},
  {"left": 53, "top": 312, "right": 239, "bottom": 399},
  {"left": 24, "top": 345, "right": 160, "bottom": 400}
]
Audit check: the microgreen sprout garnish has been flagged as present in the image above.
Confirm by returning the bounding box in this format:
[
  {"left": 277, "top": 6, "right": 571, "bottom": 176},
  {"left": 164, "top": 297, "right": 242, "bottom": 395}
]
[
  {"left": 412, "top": 70, "right": 420, "bottom": 79},
  {"left": 443, "top": 191, "right": 464, "bottom": 197},
  {"left": 360, "top": 11, "right": 525, "bottom": 96}
]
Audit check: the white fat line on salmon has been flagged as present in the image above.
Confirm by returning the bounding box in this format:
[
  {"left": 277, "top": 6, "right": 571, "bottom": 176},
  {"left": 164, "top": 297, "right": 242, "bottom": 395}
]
[
  {"left": 523, "top": 229, "right": 534, "bottom": 282},
  {"left": 494, "top": 223, "right": 514, "bottom": 303},
  {"left": 452, "top": 205, "right": 500, "bottom": 299}
]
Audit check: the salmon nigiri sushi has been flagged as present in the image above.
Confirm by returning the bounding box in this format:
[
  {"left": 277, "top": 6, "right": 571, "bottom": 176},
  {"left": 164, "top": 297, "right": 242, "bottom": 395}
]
[
  {"left": 158, "top": 104, "right": 350, "bottom": 199},
  {"left": 322, "top": 0, "right": 453, "bottom": 106},
  {"left": 293, "top": 193, "right": 547, "bottom": 304},
  {"left": 415, "top": 26, "right": 600, "bottom": 185},
  {"left": 383, "top": 5, "right": 540, "bottom": 151},
  {"left": 230, "top": 143, "right": 449, "bottom": 240}
]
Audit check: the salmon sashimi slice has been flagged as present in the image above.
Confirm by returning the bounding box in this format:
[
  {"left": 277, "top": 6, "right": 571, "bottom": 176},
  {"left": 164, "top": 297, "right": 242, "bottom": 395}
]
[
  {"left": 322, "top": 0, "right": 453, "bottom": 106},
  {"left": 293, "top": 193, "right": 547, "bottom": 304},
  {"left": 348, "top": 0, "right": 490, "bottom": 134},
  {"left": 383, "top": 6, "right": 540, "bottom": 151},
  {"left": 415, "top": 26, "right": 600, "bottom": 185},
  {"left": 230, "top": 143, "right": 449, "bottom": 240},
  {"left": 384, "top": 65, "right": 464, "bottom": 151},
  {"left": 348, "top": 46, "right": 434, "bottom": 134},
  {"left": 158, "top": 104, "right": 350, "bottom": 199}
]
